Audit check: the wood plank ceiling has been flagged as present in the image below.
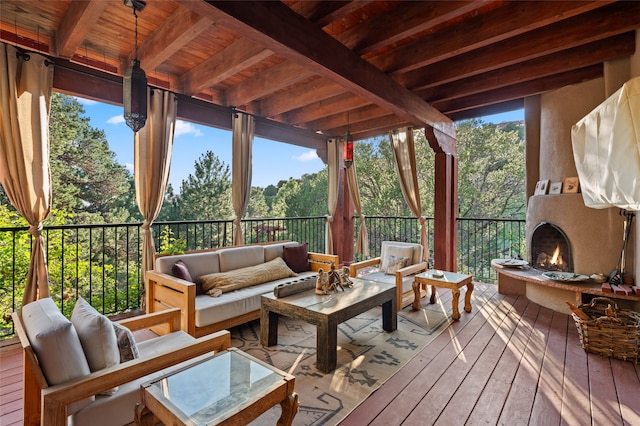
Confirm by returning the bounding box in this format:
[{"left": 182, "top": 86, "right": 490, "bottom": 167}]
[{"left": 1, "top": 0, "right": 638, "bottom": 153}]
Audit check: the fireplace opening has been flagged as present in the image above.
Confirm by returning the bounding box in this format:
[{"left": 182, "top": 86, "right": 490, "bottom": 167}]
[{"left": 530, "top": 222, "right": 573, "bottom": 272}]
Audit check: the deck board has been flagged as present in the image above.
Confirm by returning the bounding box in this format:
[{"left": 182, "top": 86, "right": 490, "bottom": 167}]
[{"left": 2, "top": 282, "right": 639, "bottom": 425}]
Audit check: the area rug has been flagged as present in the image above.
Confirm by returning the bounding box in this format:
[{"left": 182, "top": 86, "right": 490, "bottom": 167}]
[{"left": 236, "top": 306, "right": 451, "bottom": 425}]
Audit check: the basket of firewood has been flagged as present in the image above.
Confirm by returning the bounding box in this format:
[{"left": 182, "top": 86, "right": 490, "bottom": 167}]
[{"left": 567, "top": 297, "right": 640, "bottom": 363}]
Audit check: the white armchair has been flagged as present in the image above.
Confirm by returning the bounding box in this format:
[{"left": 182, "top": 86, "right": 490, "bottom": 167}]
[
  {"left": 350, "top": 241, "right": 428, "bottom": 310},
  {"left": 13, "top": 298, "right": 230, "bottom": 426}
]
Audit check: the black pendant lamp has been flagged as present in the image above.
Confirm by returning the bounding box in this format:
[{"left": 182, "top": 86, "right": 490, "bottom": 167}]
[{"left": 123, "top": 0, "right": 147, "bottom": 133}]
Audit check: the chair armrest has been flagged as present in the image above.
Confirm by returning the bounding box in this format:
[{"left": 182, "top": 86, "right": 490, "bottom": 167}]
[
  {"left": 41, "top": 330, "right": 231, "bottom": 424},
  {"left": 308, "top": 252, "right": 339, "bottom": 272},
  {"left": 396, "top": 261, "right": 428, "bottom": 277},
  {"left": 349, "top": 257, "right": 382, "bottom": 276},
  {"left": 146, "top": 270, "right": 195, "bottom": 290},
  {"left": 146, "top": 270, "right": 197, "bottom": 335},
  {"left": 117, "top": 308, "right": 182, "bottom": 333}
]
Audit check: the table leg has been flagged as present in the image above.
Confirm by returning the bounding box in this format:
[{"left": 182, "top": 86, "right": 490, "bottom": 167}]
[
  {"left": 464, "top": 282, "right": 474, "bottom": 313},
  {"left": 430, "top": 285, "right": 437, "bottom": 304},
  {"left": 451, "top": 289, "right": 461, "bottom": 320},
  {"left": 260, "top": 309, "right": 279, "bottom": 346},
  {"left": 316, "top": 322, "right": 337, "bottom": 373},
  {"left": 411, "top": 280, "right": 422, "bottom": 310},
  {"left": 277, "top": 392, "right": 299, "bottom": 426},
  {"left": 382, "top": 299, "right": 397, "bottom": 331}
]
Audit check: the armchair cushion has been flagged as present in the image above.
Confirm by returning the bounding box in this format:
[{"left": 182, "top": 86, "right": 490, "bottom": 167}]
[
  {"left": 21, "top": 298, "right": 94, "bottom": 414},
  {"left": 171, "top": 260, "right": 193, "bottom": 282},
  {"left": 385, "top": 255, "right": 410, "bottom": 274},
  {"left": 112, "top": 322, "right": 140, "bottom": 363},
  {"left": 380, "top": 245, "right": 414, "bottom": 272}
]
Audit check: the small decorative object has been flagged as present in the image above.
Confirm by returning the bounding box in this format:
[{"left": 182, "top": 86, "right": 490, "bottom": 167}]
[
  {"left": 123, "top": 0, "right": 148, "bottom": 133},
  {"left": 315, "top": 268, "right": 329, "bottom": 295},
  {"left": 432, "top": 270, "right": 444, "bottom": 279},
  {"left": 562, "top": 177, "right": 580, "bottom": 193},
  {"left": 339, "top": 267, "right": 353, "bottom": 288},
  {"left": 534, "top": 179, "right": 550, "bottom": 195},
  {"left": 549, "top": 182, "right": 562, "bottom": 195}
]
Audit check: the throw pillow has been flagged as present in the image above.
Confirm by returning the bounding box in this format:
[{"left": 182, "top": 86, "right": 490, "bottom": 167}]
[
  {"left": 21, "top": 298, "right": 94, "bottom": 413},
  {"left": 171, "top": 260, "right": 193, "bottom": 282},
  {"left": 71, "top": 297, "right": 120, "bottom": 395},
  {"left": 283, "top": 242, "right": 310, "bottom": 273},
  {"left": 197, "top": 257, "right": 297, "bottom": 296},
  {"left": 112, "top": 322, "right": 140, "bottom": 363},
  {"left": 385, "top": 255, "right": 409, "bottom": 275}
]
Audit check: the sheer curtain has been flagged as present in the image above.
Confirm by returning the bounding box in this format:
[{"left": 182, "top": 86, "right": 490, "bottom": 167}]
[
  {"left": 326, "top": 139, "right": 339, "bottom": 254},
  {"left": 389, "top": 128, "right": 429, "bottom": 262},
  {"left": 232, "top": 111, "right": 254, "bottom": 246},
  {"left": 0, "top": 43, "right": 54, "bottom": 306},
  {"left": 135, "top": 89, "right": 177, "bottom": 302},
  {"left": 346, "top": 162, "right": 369, "bottom": 256}
]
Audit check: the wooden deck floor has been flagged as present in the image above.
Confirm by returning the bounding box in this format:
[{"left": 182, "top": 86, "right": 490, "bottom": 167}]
[{"left": 2, "top": 282, "right": 639, "bottom": 425}]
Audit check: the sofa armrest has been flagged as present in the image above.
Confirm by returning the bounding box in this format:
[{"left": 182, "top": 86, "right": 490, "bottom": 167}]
[
  {"left": 308, "top": 252, "right": 339, "bottom": 272},
  {"left": 146, "top": 270, "right": 197, "bottom": 336},
  {"left": 41, "top": 330, "right": 231, "bottom": 425},
  {"left": 117, "top": 308, "right": 182, "bottom": 333},
  {"left": 349, "top": 257, "right": 382, "bottom": 277}
]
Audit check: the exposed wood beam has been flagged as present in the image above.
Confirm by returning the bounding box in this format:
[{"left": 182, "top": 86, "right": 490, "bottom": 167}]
[
  {"left": 401, "top": 1, "right": 640, "bottom": 91},
  {"left": 418, "top": 33, "right": 635, "bottom": 104},
  {"left": 435, "top": 65, "right": 603, "bottom": 115},
  {"left": 372, "top": 0, "right": 615, "bottom": 74},
  {"left": 55, "top": 0, "right": 109, "bottom": 58},
  {"left": 180, "top": 0, "right": 456, "bottom": 153},
  {"left": 224, "top": 61, "right": 314, "bottom": 107},
  {"left": 338, "top": 0, "right": 484, "bottom": 55},
  {"left": 253, "top": 78, "right": 345, "bottom": 117},
  {"left": 279, "top": 92, "right": 371, "bottom": 127},
  {"left": 327, "top": 113, "right": 409, "bottom": 140},
  {"left": 134, "top": 7, "right": 212, "bottom": 72},
  {"left": 308, "top": 103, "right": 389, "bottom": 134},
  {"left": 178, "top": 37, "right": 272, "bottom": 95},
  {"left": 291, "top": 1, "right": 369, "bottom": 28}
]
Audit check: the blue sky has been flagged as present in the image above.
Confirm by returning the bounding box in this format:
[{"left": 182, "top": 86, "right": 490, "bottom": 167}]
[{"left": 75, "top": 97, "right": 523, "bottom": 189}]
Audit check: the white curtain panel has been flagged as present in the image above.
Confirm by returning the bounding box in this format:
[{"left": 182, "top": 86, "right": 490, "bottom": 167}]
[
  {"left": 135, "top": 89, "right": 177, "bottom": 295},
  {"left": 326, "top": 139, "right": 340, "bottom": 255},
  {"left": 0, "top": 43, "right": 54, "bottom": 305},
  {"left": 389, "top": 128, "right": 429, "bottom": 262},
  {"left": 346, "top": 162, "right": 369, "bottom": 256},
  {"left": 232, "top": 111, "right": 254, "bottom": 246}
]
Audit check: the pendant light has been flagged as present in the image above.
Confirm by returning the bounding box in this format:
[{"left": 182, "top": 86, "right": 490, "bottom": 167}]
[
  {"left": 123, "top": 0, "right": 147, "bottom": 133},
  {"left": 344, "top": 112, "right": 354, "bottom": 168}
]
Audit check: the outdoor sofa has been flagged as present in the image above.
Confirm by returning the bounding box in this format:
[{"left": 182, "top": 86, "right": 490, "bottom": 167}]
[{"left": 146, "top": 241, "right": 339, "bottom": 337}]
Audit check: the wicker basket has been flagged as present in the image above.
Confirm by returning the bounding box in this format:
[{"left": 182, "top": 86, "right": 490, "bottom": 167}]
[{"left": 571, "top": 297, "right": 640, "bottom": 363}]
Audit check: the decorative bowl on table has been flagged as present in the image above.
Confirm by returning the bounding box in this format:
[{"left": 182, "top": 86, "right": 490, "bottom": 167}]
[{"left": 541, "top": 271, "right": 590, "bottom": 282}]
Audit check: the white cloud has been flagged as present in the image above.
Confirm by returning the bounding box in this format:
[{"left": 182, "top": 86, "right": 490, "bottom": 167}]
[
  {"left": 295, "top": 150, "right": 319, "bottom": 162},
  {"left": 74, "top": 96, "right": 98, "bottom": 106},
  {"left": 107, "top": 115, "right": 125, "bottom": 125},
  {"left": 125, "top": 162, "right": 134, "bottom": 173},
  {"left": 175, "top": 120, "right": 203, "bottom": 138}
]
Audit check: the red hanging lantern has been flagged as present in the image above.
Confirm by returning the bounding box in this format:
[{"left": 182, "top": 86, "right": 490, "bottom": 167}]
[{"left": 344, "top": 131, "right": 354, "bottom": 168}]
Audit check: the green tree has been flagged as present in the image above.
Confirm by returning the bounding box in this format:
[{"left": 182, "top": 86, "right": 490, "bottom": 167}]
[
  {"left": 49, "top": 93, "right": 132, "bottom": 224},
  {"left": 247, "top": 187, "right": 269, "bottom": 218},
  {"left": 163, "top": 150, "right": 232, "bottom": 220}
]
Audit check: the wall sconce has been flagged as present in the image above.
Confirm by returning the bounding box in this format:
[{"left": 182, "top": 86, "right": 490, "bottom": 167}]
[{"left": 123, "top": 0, "right": 147, "bottom": 133}]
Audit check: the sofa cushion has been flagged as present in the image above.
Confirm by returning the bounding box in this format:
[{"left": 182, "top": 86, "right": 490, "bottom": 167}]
[
  {"left": 218, "top": 245, "right": 264, "bottom": 272},
  {"left": 197, "top": 257, "right": 297, "bottom": 295},
  {"left": 155, "top": 251, "right": 220, "bottom": 279},
  {"left": 194, "top": 271, "right": 317, "bottom": 327},
  {"left": 381, "top": 241, "right": 423, "bottom": 267},
  {"left": 283, "top": 242, "right": 310, "bottom": 273},
  {"left": 21, "top": 298, "right": 94, "bottom": 414},
  {"left": 264, "top": 241, "right": 299, "bottom": 262}
]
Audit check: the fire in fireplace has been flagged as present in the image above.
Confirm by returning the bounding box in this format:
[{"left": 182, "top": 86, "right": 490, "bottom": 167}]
[{"left": 530, "top": 222, "right": 573, "bottom": 272}]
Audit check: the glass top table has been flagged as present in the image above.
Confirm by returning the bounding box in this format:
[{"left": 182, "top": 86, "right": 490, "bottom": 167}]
[{"left": 139, "top": 348, "right": 298, "bottom": 425}]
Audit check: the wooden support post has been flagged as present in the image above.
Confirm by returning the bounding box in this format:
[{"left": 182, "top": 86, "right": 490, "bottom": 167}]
[{"left": 434, "top": 152, "right": 458, "bottom": 272}]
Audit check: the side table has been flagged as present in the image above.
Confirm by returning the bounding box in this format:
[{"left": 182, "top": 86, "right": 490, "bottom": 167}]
[{"left": 412, "top": 270, "right": 474, "bottom": 320}]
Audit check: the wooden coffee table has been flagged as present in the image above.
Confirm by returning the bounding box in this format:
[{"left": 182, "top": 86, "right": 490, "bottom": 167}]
[
  {"left": 261, "top": 277, "right": 397, "bottom": 373},
  {"left": 138, "top": 348, "right": 298, "bottom": 425},
  {"left": 412, "top": 270, "right": 474, "bottom": 320}
]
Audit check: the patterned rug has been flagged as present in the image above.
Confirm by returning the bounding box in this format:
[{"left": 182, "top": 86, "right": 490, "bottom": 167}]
[{"left": 236, "top": 306, "right": 451, "bottom": 425}]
